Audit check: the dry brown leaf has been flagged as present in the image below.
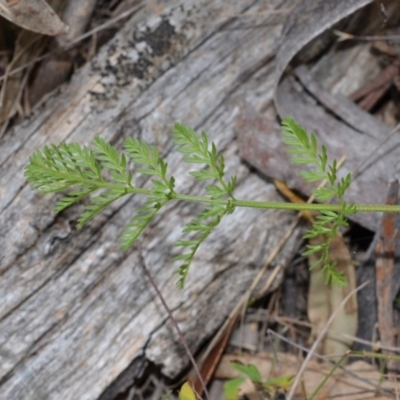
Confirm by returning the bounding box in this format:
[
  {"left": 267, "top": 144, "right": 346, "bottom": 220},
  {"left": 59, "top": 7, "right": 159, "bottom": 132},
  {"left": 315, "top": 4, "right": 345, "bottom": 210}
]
[
  {"left": 307, "top": 235, "right": 358, "bottom": 357},
  {"left": 191, "top": 315, "right": 239, "bottom": 397},
  {"left": 28, "top": 0, "right": 98, "bottom": 106},
  {"left": 0, "top": 0, "right": 68, "bottom": 36},
  {"left": 0, "top": 30, "right": 45, "bottom": 126}
]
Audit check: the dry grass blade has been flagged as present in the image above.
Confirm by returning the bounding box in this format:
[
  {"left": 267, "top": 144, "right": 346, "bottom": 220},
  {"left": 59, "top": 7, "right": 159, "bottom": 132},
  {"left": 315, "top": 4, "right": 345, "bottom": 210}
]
[
  {"left": 307, "top": 234, "right": 358, "bottom": 357},
  {"left": 137, "top": 242, "right": 210, "bottom": 400},
  {"left": 334, "top": 30, "right": 400, "bottom": 42},
  {"left": 0, "top": 31, "right": 44, "bottom": 137},
  {"left": 267, "top": 330, "right": 396, "bottom": 397},
  {"left": 286, "top": 281, "right": 369, "bottom": 400}
]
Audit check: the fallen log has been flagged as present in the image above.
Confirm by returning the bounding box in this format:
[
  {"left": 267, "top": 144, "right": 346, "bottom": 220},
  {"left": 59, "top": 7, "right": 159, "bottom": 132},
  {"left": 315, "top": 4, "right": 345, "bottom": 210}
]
[{"left": 0, "top": 1, "right": 300, "bottom": 399}]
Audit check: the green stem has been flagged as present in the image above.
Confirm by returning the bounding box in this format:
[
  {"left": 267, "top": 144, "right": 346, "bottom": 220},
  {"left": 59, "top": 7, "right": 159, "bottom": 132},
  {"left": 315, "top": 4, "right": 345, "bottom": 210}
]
[
  {"left": 171, "top": 193, "right": 400, "bottom": 213},
  {"left": 308, "top": 352, "right": 349, "bottom": 400},
  {"left": 84, "top": 184, "right": 400, "bottom": 214}
]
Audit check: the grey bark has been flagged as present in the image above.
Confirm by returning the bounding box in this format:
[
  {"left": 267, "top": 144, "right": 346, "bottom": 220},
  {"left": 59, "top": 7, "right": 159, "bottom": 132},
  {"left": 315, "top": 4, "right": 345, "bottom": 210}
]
[{"left": 0, "top": 1, "right": 300, "bottom": 399}]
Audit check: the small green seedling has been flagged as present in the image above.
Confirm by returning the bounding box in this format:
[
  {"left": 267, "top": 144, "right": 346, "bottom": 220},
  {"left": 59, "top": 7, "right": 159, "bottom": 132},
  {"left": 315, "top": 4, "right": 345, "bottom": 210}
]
[
  {"left": 25, "top": 118, "right": 400, "bottom": 286},
  {"left": 224, "top": 362, "right": 293, "bottom": 399}
]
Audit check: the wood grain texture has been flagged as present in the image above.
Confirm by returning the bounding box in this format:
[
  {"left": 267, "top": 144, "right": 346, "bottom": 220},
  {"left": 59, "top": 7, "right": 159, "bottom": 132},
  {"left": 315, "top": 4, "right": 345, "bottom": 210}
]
[
  {"left": 273, "top": 0, "right": 374, "bottom": 95},
  {"left": 0, "top": 1, "right": 300, "bottom": 399},
  {"left": 269, "top": 0, "right": 400, "bottom": 232}
]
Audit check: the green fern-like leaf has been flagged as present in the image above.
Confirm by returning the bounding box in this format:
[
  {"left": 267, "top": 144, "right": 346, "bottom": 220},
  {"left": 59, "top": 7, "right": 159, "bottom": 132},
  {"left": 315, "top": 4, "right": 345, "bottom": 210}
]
[
  {"left": 281, "top": 117, "right": 353, "bottom": 286},
  {"left": 121, "top": 197, "right": 167, "bottom": 250},
  {"left": 173, "top": 199, "right": 234, "bottom": 288},
  {"left": 26, "top": 120, "right": 371, "bottom": 289},
  {"left": 172, "top": 123, "right": 236, "bottom": 198},
  {"left": 26, "top": 139, "right": 153, "bottom": 230},
  {"left": 124, "top": 138, "right": 174, "bottom": 194},
  {"left": 118, "top": 138, "right": 177, "bottom": 249},
  {"left": 25, "top": 141, "right": 135, "bottom": 231},
  {"left": 25, "top": 143, "right": 102, "bottom": 193},
  {"left": 93, "top": 137, "right": 131, "bottom": 185},
  {"left": 171, "top": 123, "right": 237, "bottom": 287}
]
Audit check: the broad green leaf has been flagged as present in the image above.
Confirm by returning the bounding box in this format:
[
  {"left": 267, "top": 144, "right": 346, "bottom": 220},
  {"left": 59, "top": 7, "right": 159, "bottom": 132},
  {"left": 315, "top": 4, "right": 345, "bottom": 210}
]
[
  {"left": 223, "top": 378, "right": 245, "bottom": 400},
  {"left": 230, "top": 363, "right": 262, "bottom": 383}
]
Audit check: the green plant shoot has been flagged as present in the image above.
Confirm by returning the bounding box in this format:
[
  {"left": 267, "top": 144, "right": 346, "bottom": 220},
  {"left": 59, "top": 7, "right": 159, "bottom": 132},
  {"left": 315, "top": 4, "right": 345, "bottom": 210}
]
[
  {"left": 25, "top": 119, "right": 400, "bottom": 287},
  {"left": 223, "top": 362, "right": 293, "bottom": 399},
  {"left": 282, "top": 118, "right": 355, "bottom": 285}
]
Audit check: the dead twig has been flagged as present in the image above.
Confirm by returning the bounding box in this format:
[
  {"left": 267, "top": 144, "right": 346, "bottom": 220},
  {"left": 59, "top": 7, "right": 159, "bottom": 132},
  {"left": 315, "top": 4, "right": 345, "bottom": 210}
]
[
  {"left": 375, "top": 180, "right": 400, "bottom": 372},
  {"left": 286, "top": 281, "right": 369, "bottom": 400},
  {"left": 334, "top": 30, "right": 400, "bottom": 42},
  {"left": 267, "top": 329, "right": 396, "bottom": 396},
  {"left": 349, "top": 57, "right": 400, "bottom": 111},
  {"left": 137, "top": 242, "right": 210, "bottom": 400}
]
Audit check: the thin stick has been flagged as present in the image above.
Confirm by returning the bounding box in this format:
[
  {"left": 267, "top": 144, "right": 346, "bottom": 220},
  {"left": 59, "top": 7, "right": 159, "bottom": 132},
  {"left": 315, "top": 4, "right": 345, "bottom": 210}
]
[
  {"left": 334, "top": 30, "right": 400, "bottom": 42},
  {"left": 286, "top": 281, "right": 369, "bottom": 400},
  {"left": 267, "top": 329, "right": 394, "bottom": 396},
  {"left": 137, "top": 243, "right": 210, "bottom": 400},
  {"left": 341, "top": 333, "right": 400, "bottom": 353},
  {"left": 308, "top": 352, "right": 349, "bottom": 400},
  {"left": 254, "top": 314, "right": 400, "bottom": 354}
]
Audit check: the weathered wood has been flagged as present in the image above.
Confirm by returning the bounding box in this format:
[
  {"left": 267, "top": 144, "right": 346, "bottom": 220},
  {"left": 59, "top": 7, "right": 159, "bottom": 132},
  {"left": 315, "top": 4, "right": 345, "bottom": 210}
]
[
  {"left": 273, "top": 0, "right": 374, "bottom": 94},
  {"left": 0, "top": 1, "right": 301, "bottom": 399},
  {"left": 273, "top": 0, "right": 400, "bottom": 232},
  {"left": 238, "top": 70, "right": 400, "bottom": 232},
  {"left": 240, "top": 0, "right": 400, "bottom": 233}
]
